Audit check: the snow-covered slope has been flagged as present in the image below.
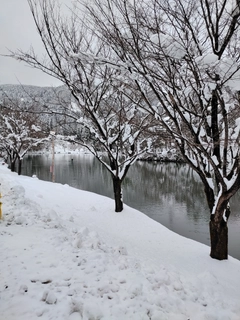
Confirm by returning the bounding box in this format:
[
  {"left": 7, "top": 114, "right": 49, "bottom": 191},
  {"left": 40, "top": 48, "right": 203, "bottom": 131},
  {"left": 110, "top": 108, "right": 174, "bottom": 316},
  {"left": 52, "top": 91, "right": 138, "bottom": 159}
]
[
  {"left": 0, "top": 84, "right": 69, "bottom": 103},
  {"left": 0, "top": 164, "right": 240, "bottom": 320}
]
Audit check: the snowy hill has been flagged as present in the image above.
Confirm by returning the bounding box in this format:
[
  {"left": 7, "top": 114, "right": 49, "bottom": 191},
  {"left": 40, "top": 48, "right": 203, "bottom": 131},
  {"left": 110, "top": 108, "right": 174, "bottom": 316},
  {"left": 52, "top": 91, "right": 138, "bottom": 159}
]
[
  {"left": 0, "top": 84, "right": 70, "bottom": 104},
  {"left": 0, "top": 84, "right": 72, "bottom": 135}
]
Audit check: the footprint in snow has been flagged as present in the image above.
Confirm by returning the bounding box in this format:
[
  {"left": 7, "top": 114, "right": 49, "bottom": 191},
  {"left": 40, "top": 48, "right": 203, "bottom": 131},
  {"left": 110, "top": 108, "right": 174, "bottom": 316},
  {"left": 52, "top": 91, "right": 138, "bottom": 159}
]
[{"left": 41, "top": 290, "right": 57, "bottom": 304}]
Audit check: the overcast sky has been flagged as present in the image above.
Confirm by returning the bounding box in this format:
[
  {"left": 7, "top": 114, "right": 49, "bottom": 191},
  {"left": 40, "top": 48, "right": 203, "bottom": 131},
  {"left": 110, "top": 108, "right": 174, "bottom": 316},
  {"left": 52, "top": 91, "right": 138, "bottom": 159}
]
[{"left": 0, "top": 0, "right": 71, "bottom": 87}]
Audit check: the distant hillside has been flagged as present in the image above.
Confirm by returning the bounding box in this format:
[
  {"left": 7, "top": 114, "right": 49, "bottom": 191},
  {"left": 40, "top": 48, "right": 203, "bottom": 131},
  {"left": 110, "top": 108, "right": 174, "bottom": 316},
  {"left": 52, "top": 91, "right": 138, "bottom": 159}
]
[
  {"left": 0, "top": 84, "right": 73, "bottom": 135},
  {"left": 0, "top": 84, "right": 71, "bottom": 106}
]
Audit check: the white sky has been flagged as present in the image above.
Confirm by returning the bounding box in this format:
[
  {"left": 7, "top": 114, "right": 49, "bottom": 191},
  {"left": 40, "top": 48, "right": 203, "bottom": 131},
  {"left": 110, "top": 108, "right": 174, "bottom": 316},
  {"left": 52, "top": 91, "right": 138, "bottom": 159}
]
[{"left": 0, "top": 0, "right": 72, "bottom": 87}]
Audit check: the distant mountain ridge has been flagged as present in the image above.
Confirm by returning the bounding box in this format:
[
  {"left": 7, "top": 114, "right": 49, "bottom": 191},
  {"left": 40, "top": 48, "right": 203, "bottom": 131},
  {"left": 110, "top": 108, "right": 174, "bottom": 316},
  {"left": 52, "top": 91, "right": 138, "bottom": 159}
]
[
  {"left": 0, "top": 84, "right": 71, "bottom": 105},
  {"left": 0, "top": 84, "right": 73, "bottom": 135}
]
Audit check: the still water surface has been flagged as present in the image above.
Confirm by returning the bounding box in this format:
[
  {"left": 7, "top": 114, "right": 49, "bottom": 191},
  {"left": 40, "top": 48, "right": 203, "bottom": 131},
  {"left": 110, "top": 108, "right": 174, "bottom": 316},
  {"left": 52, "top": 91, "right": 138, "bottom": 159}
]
[{"left": 22, "top": 154, "right": 240, "bottom": 260}]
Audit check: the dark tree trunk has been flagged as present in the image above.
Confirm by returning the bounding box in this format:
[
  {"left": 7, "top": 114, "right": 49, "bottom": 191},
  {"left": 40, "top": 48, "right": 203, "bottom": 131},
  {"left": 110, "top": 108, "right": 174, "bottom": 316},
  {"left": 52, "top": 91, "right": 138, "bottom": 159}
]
[
  {"left": 10, "top": 160, "right": 16, "bottom": 172},
  {"left": 209, "top": 202, "right": 230, "bottom": 260},
  {"left": 209, "top": 220, "right": 228, "bottom": 260},
  {"left": 9, "top": 152, "right": 17, "bottom": 172},
  {"left": 18, "top": 158, "right": 22, "bottom": 175},
  {"left": 112, "top": 176, "right": 123, "bottom": 212},
  {"left": 211, "top": 89, "right": 221, "bottom": 166}
]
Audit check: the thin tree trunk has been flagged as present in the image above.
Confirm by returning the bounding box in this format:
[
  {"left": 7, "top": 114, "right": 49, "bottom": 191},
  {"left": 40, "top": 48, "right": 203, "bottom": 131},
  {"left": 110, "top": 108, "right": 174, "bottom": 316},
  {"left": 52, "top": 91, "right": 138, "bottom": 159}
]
[
  {"left": 18, "top": 158, "right": 22, "bottom": 175},
  {"left": 211, "top": 89, "right": 221, "bottom": 163},
  {"left": 10, "top": 160, "right": 16, "bottom": 172},
  {"left": 209, "top": 203, "right": 230, "bottom": 260},
  {"left": 112, "top": 176, "right": 123, "bottom": 212}
]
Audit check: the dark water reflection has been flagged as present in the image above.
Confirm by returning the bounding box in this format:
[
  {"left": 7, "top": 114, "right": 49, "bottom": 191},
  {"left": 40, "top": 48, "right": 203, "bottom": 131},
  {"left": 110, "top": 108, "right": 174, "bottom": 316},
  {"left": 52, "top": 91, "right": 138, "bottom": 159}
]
[{"left": 22, "top": 154, "right": 240, "bottom": 260}]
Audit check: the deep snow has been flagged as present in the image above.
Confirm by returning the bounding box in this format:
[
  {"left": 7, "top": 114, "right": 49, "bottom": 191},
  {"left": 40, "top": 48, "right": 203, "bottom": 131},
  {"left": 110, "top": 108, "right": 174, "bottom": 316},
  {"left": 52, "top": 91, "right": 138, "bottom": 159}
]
[{"left": 1, "top": 163, "right": 240, "bottom": 320}]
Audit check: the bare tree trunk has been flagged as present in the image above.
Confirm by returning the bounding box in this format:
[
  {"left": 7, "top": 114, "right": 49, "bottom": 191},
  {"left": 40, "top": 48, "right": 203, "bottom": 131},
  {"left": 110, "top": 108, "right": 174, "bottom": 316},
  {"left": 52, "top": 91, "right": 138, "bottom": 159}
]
[
  {"left": 112, "top": 176, "right": 123, "bottom": 212},
  {"left": 9, "top": 151, "right": 17, "bottom": 172},
  {"left": 10, "top": 156, "right": 17, "bottom": 172},
  {"left": 10, "top": 161, "right": 15, "bottom": 172},
  {"left": 209, "top": 202, "right": 230, "bottom": 260},
  {"left": 209, "top": 220, "right": 228, "bottom": 260},
  {"left": 18, "top": 158, "right": 22, "bottom": 175}
]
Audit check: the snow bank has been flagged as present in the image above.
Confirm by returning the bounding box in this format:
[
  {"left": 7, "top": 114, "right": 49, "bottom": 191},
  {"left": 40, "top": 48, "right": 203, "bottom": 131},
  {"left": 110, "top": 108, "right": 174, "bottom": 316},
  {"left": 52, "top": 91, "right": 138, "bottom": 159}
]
[{"left": 0, "top": 164, "right": 240, "bottom": 320}]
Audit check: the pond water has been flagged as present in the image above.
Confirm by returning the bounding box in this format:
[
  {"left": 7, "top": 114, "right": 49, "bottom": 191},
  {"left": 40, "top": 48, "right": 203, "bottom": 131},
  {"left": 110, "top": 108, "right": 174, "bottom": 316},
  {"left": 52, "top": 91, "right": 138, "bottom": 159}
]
[{"left": 21, "top": 153, "right": 240, "bottom": 260}]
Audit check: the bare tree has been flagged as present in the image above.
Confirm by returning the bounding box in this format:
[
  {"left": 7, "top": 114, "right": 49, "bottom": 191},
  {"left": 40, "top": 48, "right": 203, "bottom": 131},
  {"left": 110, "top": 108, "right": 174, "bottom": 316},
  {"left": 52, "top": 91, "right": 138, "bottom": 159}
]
[
  {"left": 81, "top": 0, "right": 240, "bottom": 259},
  {"left": 63, "top": 64, "right": 153, "bottom": 212},
  {"left": 0, "top": 99, "right": 47, "bottom": 174},
  {"left": 14, "top": 0, "right": 154, "bottom": 212},
  {"left": 14, "top": 0, "right": 240, "bottom": 258}
]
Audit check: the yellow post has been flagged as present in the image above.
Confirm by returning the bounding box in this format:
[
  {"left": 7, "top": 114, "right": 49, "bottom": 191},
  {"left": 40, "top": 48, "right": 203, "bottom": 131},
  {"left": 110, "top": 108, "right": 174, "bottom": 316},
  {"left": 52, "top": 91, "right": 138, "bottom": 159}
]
[{"left": 0, "top": 193, "right": 2, "bottom": 220}]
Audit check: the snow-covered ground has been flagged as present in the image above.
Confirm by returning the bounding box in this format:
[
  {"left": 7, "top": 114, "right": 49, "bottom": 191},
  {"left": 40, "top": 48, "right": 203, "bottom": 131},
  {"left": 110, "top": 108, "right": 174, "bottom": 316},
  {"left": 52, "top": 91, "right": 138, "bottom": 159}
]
[{"left": 1, "top": 163, "right": 240, "bottom": 320}]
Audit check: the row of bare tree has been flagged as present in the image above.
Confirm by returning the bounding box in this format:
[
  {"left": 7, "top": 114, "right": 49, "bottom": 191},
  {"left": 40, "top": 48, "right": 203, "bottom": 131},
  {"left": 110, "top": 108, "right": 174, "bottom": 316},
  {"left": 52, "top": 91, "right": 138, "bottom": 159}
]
[
  {"left": 0, "top": 97, "right": 47, "bottom": 175},
  {"left": 10, "top": 0, "right": 240, "bottom": 259}
]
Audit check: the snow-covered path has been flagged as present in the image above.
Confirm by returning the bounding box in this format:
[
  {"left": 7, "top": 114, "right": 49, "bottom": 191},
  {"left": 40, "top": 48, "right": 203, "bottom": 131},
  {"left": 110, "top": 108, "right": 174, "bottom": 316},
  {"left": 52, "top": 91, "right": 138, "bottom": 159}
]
[{"left": 1, "top": 164, "right": 240, "bottom": 319}]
